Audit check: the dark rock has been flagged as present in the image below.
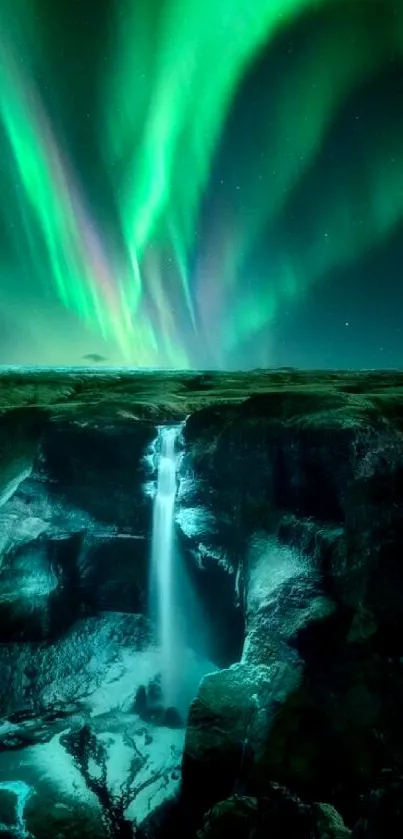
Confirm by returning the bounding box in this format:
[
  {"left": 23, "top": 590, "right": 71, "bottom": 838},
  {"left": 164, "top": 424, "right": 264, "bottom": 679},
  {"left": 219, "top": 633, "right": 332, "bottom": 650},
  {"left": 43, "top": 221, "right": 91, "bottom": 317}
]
[
  {"left": 197, "top": 785, "right": 315, "bottom": 839},
  {"left": 0, "top": 407, "right": 49, "bottom": 504},
  {"left": 133, "top": 679, "right": 166, "bottom": 725},
  {"left": 178, "top": 530, "right": 245, "bottom": 669},
  {"left": 176, "top": 383, "right": 403, "bottom": 832},
  {"left": 25, "top": 796, "right": 106, "bottom": 839},
  {"left": 133, "top": 678, "right": 184, "bottom": 729},
  {"left": 162, "top": 707, "right": 183, "bottom": 729},
  {"left": 134, "top": 685, "right": 148, "bottom": 716},
  {"left": 0, "top": 790, "right": 17, "bottom": 828},
  {"left": 7, "top": 706, "right": 36, "bottom": 724},
  {"left": 38, "top": 416, "right": 155, "bottom": 531},
  {"left": 352, "top": 775, "right": 403, "bottom": 838},
  {"left": 81, "top": 534, "right": 149, "bottom": 614},
  {"left": 196, "top": 791, "right": 352, "bottom": 839},
  {"left": 197, "top": 795, "right": 260, "bottom": 839},
  {"left": 0, "top": 531, "right": 85, "bottom": 641},
  {"left": 183, "top": 662, "right": 301, "bottom": 811},
  {"left": 313, "top": 802, "right": 352, "bottom": 838}
]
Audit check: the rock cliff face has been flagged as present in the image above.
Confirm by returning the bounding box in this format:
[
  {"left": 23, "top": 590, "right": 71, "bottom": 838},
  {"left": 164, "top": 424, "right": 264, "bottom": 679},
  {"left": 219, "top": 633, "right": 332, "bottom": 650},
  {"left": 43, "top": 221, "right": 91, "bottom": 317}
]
[
  {"left": 179, "top": 386, "right": 403, "bottom": 838},
  {"left": 0, "top": 369, "right": 402, "bottom": 838}
]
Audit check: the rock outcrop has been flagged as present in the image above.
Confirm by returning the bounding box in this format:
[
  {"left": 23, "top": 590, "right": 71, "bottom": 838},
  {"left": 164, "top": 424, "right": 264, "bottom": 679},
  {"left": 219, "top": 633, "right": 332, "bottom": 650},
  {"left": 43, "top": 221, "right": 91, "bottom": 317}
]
[{"left": 177, "top": 382, "right": 403, "bottom": 837}]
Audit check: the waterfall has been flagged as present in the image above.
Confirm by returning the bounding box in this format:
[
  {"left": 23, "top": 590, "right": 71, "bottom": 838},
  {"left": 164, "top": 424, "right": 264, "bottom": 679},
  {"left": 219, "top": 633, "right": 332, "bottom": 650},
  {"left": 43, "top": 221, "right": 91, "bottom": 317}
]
[{"left": 150, "top": 424, "right": 183, "bottom": 707}]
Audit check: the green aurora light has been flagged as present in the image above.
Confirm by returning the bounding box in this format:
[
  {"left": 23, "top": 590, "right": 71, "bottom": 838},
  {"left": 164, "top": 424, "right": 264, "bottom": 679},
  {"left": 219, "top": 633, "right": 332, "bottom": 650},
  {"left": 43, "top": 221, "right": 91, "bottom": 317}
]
[{"left": 0, "top": 0, "right": 402, "bottom": 366}]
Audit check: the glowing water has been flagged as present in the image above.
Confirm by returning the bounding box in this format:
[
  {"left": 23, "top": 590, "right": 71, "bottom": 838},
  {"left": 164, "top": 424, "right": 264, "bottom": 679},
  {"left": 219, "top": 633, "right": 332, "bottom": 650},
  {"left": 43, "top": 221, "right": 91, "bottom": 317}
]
[{"left": 150, "top": 425, "right": 183, "bottom": 706}]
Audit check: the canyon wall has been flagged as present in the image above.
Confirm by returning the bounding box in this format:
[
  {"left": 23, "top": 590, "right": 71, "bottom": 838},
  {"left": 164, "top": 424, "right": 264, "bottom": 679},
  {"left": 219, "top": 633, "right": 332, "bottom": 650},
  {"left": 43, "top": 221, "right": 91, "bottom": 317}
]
[{"left": 0, "top": 370, "right": 402, "bottom": 837}]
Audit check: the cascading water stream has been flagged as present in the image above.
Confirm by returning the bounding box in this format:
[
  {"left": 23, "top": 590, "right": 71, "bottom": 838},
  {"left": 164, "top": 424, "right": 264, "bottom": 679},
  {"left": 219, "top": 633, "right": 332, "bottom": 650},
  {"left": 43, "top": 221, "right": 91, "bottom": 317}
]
[
  {"left": 150, "top": 424, "right": 183, "bottom": 707},
  {"left": 149, "top": 422, "right": 217, "bottom": 716}
]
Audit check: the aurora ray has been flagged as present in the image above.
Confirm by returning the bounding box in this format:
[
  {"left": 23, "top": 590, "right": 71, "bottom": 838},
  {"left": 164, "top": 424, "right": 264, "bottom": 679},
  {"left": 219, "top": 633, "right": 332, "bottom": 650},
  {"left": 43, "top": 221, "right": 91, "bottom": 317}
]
[{"left": 0, "top": 0, "right": 402, "bottom": 368}]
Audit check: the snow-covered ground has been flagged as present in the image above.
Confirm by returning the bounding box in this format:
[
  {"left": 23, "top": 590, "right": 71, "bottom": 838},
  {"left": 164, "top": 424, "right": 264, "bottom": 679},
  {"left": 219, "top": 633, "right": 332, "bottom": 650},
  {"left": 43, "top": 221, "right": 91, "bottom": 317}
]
[{"left": 0, "top": 612, "right": 215, "bottom": 836}]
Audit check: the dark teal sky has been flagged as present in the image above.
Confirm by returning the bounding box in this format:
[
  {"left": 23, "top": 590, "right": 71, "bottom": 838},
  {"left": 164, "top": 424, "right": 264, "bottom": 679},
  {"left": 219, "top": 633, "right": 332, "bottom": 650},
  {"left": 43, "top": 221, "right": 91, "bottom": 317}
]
[{"left": 0, "top": 0, "right": 402, "bottom": 369}]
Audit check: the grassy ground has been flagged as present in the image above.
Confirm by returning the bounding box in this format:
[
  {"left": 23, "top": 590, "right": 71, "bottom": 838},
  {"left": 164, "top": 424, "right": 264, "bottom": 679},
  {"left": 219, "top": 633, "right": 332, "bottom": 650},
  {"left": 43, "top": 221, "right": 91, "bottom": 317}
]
[{"left": 0, "top": 368, "right": 402, "bottom": 424}]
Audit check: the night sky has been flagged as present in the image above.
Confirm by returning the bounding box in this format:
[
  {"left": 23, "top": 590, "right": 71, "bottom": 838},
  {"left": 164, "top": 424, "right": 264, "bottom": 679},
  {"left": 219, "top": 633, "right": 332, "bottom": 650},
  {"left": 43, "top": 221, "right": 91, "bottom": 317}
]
[{"left": 0, "top": 0, "right": 402, "bottom": 369}]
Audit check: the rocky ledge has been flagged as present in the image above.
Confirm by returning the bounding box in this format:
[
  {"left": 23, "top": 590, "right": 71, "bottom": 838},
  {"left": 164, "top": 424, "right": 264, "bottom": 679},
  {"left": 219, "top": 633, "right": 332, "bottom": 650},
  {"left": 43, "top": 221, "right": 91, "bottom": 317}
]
[{"left": 0, "top": 368, "right": 402, "bottom": 838}]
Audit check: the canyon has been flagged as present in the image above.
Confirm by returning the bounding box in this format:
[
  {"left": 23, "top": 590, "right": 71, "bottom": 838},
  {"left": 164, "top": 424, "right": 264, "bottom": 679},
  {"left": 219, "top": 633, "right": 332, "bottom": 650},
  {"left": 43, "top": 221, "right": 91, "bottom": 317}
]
[{"left": 0, "top": 368, "right": 402, "bottom": 838}]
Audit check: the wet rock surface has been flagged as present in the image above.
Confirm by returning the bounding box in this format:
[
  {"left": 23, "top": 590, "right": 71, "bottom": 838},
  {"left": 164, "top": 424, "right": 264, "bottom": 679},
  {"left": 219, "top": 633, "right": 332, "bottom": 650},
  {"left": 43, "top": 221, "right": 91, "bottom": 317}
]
[
  {"left": 0, "top": 369, "right": 402, "bottom": 836},
  {"left": 176, "top": 378, "right": 403, "bottom": 837},
  {"left": 196, "top": 789, "right": 352, "bottom": 839}
]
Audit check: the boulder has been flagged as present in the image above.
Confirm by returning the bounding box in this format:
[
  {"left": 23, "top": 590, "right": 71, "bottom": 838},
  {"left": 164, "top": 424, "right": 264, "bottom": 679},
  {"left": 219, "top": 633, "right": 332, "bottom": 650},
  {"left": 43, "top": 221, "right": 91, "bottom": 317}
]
[
  {"left": 196, "top": 787, "right": 351, "bottom": 839},
  {"left": 314, "top": 803, "right": 352, "bottom": 839},
  {"left": 183, "top": 661, "right": 302, "bottom": 811}
]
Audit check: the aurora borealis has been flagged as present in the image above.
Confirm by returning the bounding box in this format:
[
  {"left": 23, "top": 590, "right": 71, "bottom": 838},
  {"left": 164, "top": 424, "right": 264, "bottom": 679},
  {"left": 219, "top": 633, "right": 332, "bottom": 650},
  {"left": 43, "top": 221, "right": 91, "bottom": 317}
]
[{"left": 0, "top": 0, "right": 402, "bottom": 368}]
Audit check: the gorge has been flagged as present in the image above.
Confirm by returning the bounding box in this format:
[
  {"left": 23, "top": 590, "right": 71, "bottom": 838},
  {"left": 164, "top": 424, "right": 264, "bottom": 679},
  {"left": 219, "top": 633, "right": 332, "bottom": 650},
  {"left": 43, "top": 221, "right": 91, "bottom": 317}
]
[{"left": 0, "top": 368, "right": 402, "bottom": 838}]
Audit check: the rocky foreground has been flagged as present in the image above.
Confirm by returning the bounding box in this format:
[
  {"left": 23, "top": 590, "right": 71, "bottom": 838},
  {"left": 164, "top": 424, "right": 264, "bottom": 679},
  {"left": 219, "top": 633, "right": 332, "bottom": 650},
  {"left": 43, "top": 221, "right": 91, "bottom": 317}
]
[{"left": 0, "top": 367, "right": 402, "bottom": 838}]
